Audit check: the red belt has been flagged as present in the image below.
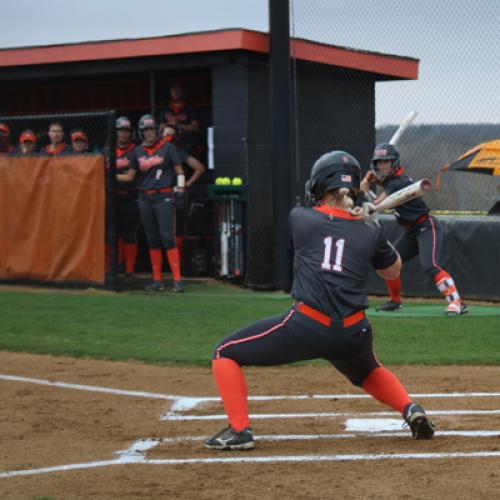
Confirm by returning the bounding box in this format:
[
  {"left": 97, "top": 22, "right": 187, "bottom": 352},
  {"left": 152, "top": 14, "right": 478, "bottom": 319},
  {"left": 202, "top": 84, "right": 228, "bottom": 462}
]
[
  {"left": 142, "top": 187, "right": 173, "bottom": 195},
  {"left": 296, "top": 302, "right": 365, "bottom": 328},
  {"left": 403, "top": 213, "right": 430, "bottom": 229}
]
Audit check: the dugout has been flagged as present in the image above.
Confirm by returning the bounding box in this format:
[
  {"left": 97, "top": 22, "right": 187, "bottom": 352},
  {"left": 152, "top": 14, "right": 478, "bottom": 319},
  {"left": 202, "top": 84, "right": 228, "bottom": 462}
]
[{"left": 0, "top": 29, "right": 418, "bottom": 288}]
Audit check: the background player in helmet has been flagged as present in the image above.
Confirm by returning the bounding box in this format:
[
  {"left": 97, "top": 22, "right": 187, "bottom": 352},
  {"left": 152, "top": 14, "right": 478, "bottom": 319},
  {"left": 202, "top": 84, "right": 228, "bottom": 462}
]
[
  {"left": 112, "top": 116, "right": 140, "bottom": 282},
  {"left": 117, "top": 114, "right": 185, "bottom": 292},
  {"left": 205, "top": 150, "right": 434, "bottom": 451},
  {"left": 361, "top": 143, "right": 468, "bottom": 316}
]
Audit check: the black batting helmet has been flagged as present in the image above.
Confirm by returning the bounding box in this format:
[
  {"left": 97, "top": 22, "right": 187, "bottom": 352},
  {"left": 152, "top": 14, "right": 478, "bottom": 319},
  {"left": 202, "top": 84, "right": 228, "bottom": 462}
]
[
  {"left": 137, "top": 114, "right": 158, "bottom": 140},
  {"left": 370, "top": 142, "right": 400, "bottom": 181},
  {"left": 305, "top": 150, "right": 361, "bottom": 203},
  {"left": 116, "top": 116, "right": 133, "bottom": 130}
]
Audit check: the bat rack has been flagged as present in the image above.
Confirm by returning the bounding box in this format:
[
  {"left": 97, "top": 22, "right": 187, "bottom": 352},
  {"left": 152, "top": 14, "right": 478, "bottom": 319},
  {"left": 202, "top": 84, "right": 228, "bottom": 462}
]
[{"left": 208, "top": 185, "right": 246, "bottom": 280}]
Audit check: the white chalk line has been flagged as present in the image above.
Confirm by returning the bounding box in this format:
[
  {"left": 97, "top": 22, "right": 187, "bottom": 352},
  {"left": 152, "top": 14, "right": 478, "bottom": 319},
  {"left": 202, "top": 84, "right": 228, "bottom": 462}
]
[
  {"left": 3, "top": 373, "right": 500, "bottom": 415},
  {"left": 152, "top": 430, "right": 500, "bottom": 443},
  {"left": 2, "top": 442, "right": 500, "bottom": 478},
  {"left": 2, "top": 373, "right": 500, "bottom": 478},
  {"left": 162, "top": 409, "right": 500, "bottom": 421}
]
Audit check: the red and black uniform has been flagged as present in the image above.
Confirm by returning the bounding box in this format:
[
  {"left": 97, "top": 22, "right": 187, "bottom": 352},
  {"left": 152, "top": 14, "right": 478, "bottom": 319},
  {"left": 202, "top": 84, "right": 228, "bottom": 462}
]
[
  {"left": 210, "top": 204, "right": 418, "bottom": 434},
  {"left": 213, "top": 206, "right": 396, "bottom": 384},
  {"left": 382, "top": 168, "right": 461, "bottom": 304},
  {"left": 115, "top": 143, "right": 140, "bottom": 273},
  {"left": 131, "top": 138, "right": 182, "bottom": 283},
  {"left": 158, "top": 101, "right": 199, "bottom": 154},
  {"left": 0, "top": 144, "right": 15, "bottom": 155},
  {"left": 43, "top": 143, "right": 70, "bottom": 155}
]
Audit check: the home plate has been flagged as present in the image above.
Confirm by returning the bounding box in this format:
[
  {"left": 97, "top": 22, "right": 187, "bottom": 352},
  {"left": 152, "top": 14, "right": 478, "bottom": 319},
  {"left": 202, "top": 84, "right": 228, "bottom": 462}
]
[{"left": 345, "top": 418, "right": 403, "bottom": 432}]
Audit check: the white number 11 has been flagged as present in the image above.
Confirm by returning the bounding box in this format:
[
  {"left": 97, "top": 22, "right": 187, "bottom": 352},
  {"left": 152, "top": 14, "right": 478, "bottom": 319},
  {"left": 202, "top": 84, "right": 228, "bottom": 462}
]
[{"left": 321, "top": 237, "right": 345, "bottom": 272}]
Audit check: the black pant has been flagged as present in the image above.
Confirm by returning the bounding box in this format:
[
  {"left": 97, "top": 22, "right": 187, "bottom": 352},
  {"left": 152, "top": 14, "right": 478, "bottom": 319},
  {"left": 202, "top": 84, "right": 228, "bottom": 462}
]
[
  {"left": 117, "top": 196, "right": 140, "bottom": 244},
  {"left": 138, "top": 192, "right": 176, "bottom": 249},
  {"left": 212, "top": 307, "right": 379, "bottom": 387},
  {"left": 395, "top": 215, "right": 443, "bottom": 279}
]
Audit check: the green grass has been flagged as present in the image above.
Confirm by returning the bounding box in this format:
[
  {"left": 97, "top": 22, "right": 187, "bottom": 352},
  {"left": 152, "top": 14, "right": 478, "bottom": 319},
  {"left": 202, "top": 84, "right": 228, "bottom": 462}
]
[{"left": 0, "top": 282, "right": 499, "bottom": 365}]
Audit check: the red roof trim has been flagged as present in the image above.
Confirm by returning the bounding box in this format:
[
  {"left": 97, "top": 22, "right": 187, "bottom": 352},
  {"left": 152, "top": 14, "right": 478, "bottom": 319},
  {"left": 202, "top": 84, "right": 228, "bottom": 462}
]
[{"left": 0, "top": 29, "right": 418, "bottom": 79}]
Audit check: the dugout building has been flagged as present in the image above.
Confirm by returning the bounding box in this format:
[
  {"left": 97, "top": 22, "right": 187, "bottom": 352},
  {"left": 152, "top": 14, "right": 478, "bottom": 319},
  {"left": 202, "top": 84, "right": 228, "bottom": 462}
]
[{"left": 0, "top": 29, "right": 419, "bottom": 289}]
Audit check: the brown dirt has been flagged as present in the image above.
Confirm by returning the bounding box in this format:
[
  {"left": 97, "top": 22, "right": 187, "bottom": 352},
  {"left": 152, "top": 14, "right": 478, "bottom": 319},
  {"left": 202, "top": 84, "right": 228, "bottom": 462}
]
[{"left": 0, "top": 351, "right": 499, "bottom": 499}]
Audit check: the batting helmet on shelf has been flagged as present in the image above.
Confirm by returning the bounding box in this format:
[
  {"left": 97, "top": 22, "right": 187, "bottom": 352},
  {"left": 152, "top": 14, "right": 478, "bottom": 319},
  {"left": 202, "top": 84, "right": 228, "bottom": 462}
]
[
  {"left": 370, "top": 142, "right": 400, "bottom": 181},
  {"left": 305, "top": 150, "right": 361, "bottom": 204}
]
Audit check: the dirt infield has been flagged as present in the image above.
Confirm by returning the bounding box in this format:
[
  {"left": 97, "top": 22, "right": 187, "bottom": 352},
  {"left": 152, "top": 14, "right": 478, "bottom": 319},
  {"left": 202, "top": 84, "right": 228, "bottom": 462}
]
[{"left": 1, "top": 352, "right": 499, "bottom": 499}]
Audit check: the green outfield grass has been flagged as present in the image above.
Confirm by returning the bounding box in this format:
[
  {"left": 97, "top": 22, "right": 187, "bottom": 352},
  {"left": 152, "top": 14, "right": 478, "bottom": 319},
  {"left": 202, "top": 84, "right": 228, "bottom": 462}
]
[{"left": 0, "top": 282, "right": 499, "bottom": 366}]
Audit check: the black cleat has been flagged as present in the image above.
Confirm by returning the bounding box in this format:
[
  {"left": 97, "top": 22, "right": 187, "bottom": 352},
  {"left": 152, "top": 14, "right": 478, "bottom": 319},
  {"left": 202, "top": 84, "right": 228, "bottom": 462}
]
[
  {"left": 445, "top": 300, "right": 469, "bottom": 317},
  {"left": 376, "top": 300, "right": 402, "bottom": 312},
  {"left": 403, "top": 403, "right": 435, "bottom": 439},
  {"left": 145, "top": 280, "right": 165, "bottom": 292},
  {"left": 205, "top": 426, "right": 255, "bottom": 451},
  {"left": 173, "top": 281, "right": 184, "bottom": 293}
]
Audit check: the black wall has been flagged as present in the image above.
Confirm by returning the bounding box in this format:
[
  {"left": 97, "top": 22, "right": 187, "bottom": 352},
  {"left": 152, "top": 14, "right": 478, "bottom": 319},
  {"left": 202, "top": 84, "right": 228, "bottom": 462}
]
[
  {"left": 366, "top": 215, "right": 500, "bottom": 301},
  {"left": 212, "top": 54, "right": 378, "bottom": 288}
]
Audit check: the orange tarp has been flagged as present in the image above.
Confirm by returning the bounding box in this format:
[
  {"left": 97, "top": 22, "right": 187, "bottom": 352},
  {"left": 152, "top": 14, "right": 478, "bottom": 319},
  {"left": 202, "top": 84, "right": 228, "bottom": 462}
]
[{"left": 0, "top": 155, "right": 105, "bottom": 284}]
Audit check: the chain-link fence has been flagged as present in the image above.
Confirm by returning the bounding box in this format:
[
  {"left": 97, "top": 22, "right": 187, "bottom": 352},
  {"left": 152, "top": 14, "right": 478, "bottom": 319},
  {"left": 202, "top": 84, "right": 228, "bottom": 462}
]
[{"left": 289, "top": 0, "right": 499, "bottom": 213}]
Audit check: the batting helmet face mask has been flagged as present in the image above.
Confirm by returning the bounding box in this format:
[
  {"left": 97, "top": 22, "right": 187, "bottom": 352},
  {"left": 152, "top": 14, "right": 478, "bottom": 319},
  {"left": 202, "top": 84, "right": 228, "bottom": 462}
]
[
  {"left": 305, "top": 150, "right": 361, "bottom": 204},
  {"left": 370, "top": 143, "right": 400, "bottom": 181}
]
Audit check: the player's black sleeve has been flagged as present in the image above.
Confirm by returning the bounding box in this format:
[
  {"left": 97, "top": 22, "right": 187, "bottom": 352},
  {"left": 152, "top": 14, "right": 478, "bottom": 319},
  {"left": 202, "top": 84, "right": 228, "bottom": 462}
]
[
  {"left": 372, "top": 229, "right": 398, "bottom": 270},
  {"left": 166, "top": 144, "right": 182, "bottom": 166}
]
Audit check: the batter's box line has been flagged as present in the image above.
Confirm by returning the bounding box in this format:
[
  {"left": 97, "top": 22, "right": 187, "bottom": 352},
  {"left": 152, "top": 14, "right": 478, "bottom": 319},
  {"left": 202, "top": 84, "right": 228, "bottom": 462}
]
[
  {"left": 2, "top": 373, "right": 500, "bottom": 415},
  {"left": 161, "top": 409, "right": 500, "bottom": 421},
  {"left": 1, "top": 437, "right": 500, "bottom": 479}
]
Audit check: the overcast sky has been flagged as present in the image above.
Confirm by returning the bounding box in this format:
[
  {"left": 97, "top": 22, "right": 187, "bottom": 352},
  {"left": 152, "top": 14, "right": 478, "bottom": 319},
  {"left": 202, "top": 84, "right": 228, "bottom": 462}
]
[{"left": 0, "top": 0, "right": 498, "bottom": 125}]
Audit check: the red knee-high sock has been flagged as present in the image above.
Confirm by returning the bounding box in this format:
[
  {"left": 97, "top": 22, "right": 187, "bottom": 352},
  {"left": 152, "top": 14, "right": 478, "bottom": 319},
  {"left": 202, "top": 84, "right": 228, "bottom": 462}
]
[
  {"left": 362, "top": 366, "right": 412, "bottom": 414},
  {"left": 149, "top": 249, "right": 163, "bottom": 281},
  {"left": 434, "top": 270, "right": 460, "bottom": 304},
  {"left": 166, "top": 247, "right": 181, "bottom": 282},
  {"left": 386, "top": 277, "right": 401, "bottom": 303},
  {"left": 212, "top": 358, "right": 250, "bottom": 432},
  {"left": 175, "top": 236, "right": 184, "bottom": 262},
  {"left": 124, "top": 243, "right": 137, "bottom": 274},
  {"left": 118, "top": 238, "right": 125, "bottom": 265}
]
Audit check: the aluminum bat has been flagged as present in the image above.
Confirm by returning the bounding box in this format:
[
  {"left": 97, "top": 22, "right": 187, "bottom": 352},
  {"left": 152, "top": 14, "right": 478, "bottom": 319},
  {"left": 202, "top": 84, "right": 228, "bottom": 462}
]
[{"left": 370, "top": 179, "right": 432, "bottom": 214}]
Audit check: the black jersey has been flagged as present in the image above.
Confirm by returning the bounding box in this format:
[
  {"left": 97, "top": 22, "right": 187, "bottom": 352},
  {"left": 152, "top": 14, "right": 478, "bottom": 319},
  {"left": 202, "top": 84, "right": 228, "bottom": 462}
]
[
  {"left": 289, "top": 206, "right": 397, "bottom": 318},
  {"left": 115, "top": 143, "right": 137, "bottom": 196},
  {"left": 158, "top": 103, "right": 199, "bottom": 151},
  {"left": 132, "top": 139, "right": 181, "bottom": 191},
  {"left": 383, "top": 168, "right": 430, "bottom": 225}
]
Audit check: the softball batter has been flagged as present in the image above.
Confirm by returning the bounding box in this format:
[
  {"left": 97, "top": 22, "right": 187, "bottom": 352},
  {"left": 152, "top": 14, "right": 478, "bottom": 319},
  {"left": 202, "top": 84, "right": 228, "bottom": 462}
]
[
  {"left": 205, "top": 150, "right": 434, "bottom": 450},
  {"left": 361, "top": 143, "right": 468, "bottom": 316}
]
